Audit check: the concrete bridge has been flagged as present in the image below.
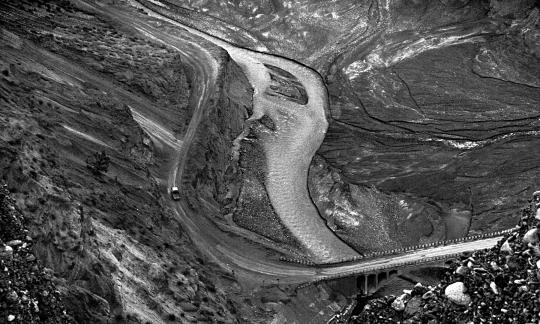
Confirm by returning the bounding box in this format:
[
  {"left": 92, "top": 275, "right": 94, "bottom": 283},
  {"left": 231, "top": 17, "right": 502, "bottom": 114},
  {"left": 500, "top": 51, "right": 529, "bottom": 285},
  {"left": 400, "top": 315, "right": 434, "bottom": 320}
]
[{"left": 357, "top": 269, "right": 401, "bottom": 295}]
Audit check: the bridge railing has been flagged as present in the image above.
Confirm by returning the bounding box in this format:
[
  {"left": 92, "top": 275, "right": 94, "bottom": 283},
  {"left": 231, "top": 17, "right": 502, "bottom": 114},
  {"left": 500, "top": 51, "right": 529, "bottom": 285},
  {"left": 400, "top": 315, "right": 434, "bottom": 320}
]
[
  {"left": 295, "top": 251, "right": 469, "bottom": 290},
  {"left": 296, "top": 190, "right": 538, "bottom": 290},
  {"left": 282, "top": 228, "right": 515, "bottom": 268}
]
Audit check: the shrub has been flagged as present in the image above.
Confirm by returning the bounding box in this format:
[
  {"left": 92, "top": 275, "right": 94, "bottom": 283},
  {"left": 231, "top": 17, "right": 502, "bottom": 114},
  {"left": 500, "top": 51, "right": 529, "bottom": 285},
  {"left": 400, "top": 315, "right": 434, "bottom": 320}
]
[{"left": 86, "top": 151, "right": 110, "bottom": 176}]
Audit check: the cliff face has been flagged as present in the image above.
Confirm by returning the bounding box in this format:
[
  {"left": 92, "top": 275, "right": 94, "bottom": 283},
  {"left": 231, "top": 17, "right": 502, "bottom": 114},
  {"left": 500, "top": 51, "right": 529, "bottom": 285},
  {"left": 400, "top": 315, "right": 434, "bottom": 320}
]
[
  {"left": 0, "top": 1, "right": 251, "bottom": 323},
  {"left": 181, "top": 53, "right": 252, "bottom": 217}
]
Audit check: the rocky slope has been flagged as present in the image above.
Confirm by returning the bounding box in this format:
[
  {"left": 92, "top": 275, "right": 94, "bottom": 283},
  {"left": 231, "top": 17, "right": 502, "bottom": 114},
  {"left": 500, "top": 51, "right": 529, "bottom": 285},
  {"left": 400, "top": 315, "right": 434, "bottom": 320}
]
[
  {"left": 1, "top": 185, "right": 73, "bottom": 323},
  {"left": 1, "top": 0, "right": 538, "bottom": 323},
  {"left": 1, "top": 1, "right": 346, "bottom": 323},
  {"left": 0, "top": 0, "right": 254, "bottom": 322},
  {"left": 308, "top": 155, "right": 447, "bottom": 253},
  {"left": 351, "top": 193, "right": 540, "bottom": 323}
]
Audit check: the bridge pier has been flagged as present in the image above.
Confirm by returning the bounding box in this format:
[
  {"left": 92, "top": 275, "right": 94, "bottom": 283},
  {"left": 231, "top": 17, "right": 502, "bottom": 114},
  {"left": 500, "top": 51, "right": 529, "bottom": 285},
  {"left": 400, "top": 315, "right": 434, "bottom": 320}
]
[{"left": 357, "top": 270, "right": 401, "bottom": 295}]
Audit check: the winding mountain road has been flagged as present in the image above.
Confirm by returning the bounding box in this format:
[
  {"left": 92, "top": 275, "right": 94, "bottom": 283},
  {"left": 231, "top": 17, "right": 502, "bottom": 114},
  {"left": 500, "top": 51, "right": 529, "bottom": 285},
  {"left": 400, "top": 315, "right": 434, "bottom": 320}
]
[
  {"left": 130, "top": 0, "right": 360, "bottom": 263},
  {"left": 96, "top": 0, "right": 510, "bottom": 285}
]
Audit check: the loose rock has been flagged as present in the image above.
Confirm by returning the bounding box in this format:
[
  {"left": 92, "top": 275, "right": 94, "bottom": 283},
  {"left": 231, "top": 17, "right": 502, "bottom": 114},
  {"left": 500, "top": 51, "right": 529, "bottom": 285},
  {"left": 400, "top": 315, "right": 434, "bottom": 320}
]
[
  {"left": 444, "top": 282, "right": 471, "bottom": 306},
  {"left": 404, "top": 296, "right": 422, "bottom": 317},
  {"left": 6, "top": 291, "right": 18, "bottom": 303},
  {"left": 0, "top": 245, "right": 13, "bottom": 258},
  {"left": 6, "top": 240, "right": 22, "bottom": 247},
  {"left": 489, "top": 281, "right": 499, "bottom": 295},
  {"left": 455, "top": 265, "right": 468, "bottom": 275},
  {"left": 422, "top": 291, "right": 435, "bottom": 300},
  {"left": 353, "top": 200, "right": 540, "bottom": 323},
  {"left": 533, "top": 191, "right": 540, "bottom": 207},
  {"left": 500, "top": 240, "right": 513, "bottom": 253},
  {"left": 523, "top": 228, "right": 538, "bottom": 244},
  {"left": 391, "top": 295, "right": 407, "bottom": 311},
  {"left": 490, "top": 261, "right": 501, "bottom": 271}
]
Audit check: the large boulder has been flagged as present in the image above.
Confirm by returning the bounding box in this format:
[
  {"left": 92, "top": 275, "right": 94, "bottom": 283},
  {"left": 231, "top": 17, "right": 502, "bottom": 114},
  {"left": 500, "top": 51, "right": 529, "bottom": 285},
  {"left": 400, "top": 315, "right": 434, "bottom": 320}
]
[
  {"left": 444, "top": 282, "right": 471, "bottom": 306},
  {"left": 523, "top": 228, "right": 539, "bottom": 244},
  {"left": 391, "top": 294, "right": 408, "bottom": 311}
]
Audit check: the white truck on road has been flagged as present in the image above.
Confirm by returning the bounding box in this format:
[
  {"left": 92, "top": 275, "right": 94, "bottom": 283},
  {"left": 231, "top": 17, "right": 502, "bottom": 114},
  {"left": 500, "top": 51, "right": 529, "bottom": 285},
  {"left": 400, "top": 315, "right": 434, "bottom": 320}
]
[{"left": 170, "top": 186, "right": 181, "bottom": 200}]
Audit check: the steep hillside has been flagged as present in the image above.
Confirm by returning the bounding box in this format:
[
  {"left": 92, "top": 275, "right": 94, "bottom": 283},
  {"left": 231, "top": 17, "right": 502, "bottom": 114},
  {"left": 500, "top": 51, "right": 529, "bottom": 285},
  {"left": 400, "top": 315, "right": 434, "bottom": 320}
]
[
  {"left": 1, "top": 0, "right": 538, "bottom": 323},
  {"left": 0, "top": 0, "right": 255, "bottom": 322}
]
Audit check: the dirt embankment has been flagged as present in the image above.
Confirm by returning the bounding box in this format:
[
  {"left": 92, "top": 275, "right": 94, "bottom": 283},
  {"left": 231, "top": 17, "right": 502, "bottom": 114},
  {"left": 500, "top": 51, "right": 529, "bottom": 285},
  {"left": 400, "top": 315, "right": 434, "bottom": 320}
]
[{"left": 0, "top": 1, "right": 249, "bottom": 323}]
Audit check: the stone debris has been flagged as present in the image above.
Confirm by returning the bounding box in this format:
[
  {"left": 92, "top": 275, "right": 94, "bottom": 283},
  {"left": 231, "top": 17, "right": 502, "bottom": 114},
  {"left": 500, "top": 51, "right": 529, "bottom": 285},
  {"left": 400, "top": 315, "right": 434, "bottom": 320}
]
[
  {"left": 6, "top": 240, "right": 23, "bottom": 247},
  {"left": 533, "top": 191, "right": 540, "bottom": 207},
  {"left": 455, "top": 265, "right": 468, "bottom": 275},
  {"left": 352, "top": 192, "right": 540, "bottom": 323},
  {"left": 403, "top": 296, "right": 422, "bottom": 317},
  {"left": 0, "top": 245, "right": 13, "bottom": 258},
  {"left": 489, "top": 261, "right": 501, "bottom": 271},
  {"left": 0, "top": 185, "right": 73, "bottom": 323},
  {"left": 489, "top": 281, "right": 498, "bottom": 295},
  {"left": 391, "top": 294, "right": 408, "bottom": 311},
  {"left": 444, "top": 282, "right": 471, "bottom": 306},
  {"left": 523, "top": 228, "right": 538, "bottom": 244},
  {"left": 422, "top": 291, "right": 435, "bottom": 300},
  {"left": 500, "top": 240, "right": 513, "bottom": 253}
]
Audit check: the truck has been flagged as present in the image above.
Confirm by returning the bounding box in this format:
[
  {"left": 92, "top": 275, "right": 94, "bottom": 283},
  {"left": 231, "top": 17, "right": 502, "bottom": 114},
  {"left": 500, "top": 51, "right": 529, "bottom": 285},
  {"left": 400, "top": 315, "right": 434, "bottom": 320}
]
[{"left": 170, "top": 186, "right": 181, "bottom": 200}]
